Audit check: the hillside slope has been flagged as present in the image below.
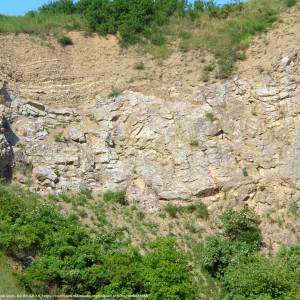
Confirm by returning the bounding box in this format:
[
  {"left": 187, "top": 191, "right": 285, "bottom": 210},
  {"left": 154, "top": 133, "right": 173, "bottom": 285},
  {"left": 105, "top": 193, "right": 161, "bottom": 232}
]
[
  {"left": 0, "top": 3, "right": 299, "bottom": 248},
  {"left": 0, "top": 1, "right": 300, "bottom": 299}
]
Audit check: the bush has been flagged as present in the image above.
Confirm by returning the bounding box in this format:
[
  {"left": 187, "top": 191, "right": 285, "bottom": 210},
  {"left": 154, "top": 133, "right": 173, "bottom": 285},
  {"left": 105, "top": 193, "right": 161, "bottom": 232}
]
[
  {"left": 57, "top": 34, "right": 73, "bottom": 46},
  {"left": 222, "top": 256, "right": 295, "bottom": 299},
  {"left": 220, "top": 207, "right": 261, "bottom": 248},
  {"left": 201, "top": 236, "right": 257, "bottom": 278},
  {"left": 39, "top": 0, "right": 76, "bottom": 15},
  {"left": 200, "top": 208, "right": 300, "bottom": 299},
  {"left": 201, "top": 208, "right": 262, "bottom": 277},
  {"left": 149, "top": 32, "right": 166, "bottom": 46},
  {"left": 142, "top": 238, "right": 198, "bottom": 300},
  {"left": 284, "top": 0, "right": 297, "bottom": 7}
]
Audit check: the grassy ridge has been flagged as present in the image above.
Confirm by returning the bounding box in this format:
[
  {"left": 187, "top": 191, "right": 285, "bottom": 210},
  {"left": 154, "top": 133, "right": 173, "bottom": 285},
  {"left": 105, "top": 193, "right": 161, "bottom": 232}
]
[
  {"left": 0, "top": 14, "right": 86, "bottom": 35},
  {"left": 0, "top": 0, "right": 297, "bottom": 77}
]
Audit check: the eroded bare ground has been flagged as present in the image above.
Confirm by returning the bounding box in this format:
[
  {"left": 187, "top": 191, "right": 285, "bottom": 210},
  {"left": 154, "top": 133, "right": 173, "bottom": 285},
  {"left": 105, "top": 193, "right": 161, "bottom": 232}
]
[
  {"left": 0, "top": 31, "right": 207, "bottom": 110},
  {"left": 0, "top": 6, "right": 300, "bottom": 250}
]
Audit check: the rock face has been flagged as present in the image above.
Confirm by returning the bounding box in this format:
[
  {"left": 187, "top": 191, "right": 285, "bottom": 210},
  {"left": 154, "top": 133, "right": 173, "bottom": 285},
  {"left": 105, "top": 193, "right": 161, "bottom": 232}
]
[
  {"left": 0, "top": 106, "right": 14, "bottom": 180},
  {"left": 2, "top": 48, "right": 300, "bottom": 247}
]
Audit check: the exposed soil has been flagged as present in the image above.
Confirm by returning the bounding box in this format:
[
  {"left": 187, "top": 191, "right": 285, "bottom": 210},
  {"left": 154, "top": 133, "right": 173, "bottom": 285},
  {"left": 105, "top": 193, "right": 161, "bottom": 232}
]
[{"left": 0, "top": 32, "right": 207, "bottom": 109}]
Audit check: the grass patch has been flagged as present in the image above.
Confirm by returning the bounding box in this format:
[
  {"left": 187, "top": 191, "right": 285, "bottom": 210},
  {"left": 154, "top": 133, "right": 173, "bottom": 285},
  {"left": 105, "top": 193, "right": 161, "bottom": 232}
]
[
  {"left": 108, "top": 87, "right": 123, "bottom": 98},
  {"left": 164, "top": 202, "right": 209, "bottom": 219},
  {"left": 201, "top": 63, "right": 215, "bottom": 82},
  {"left": 54, "top": 131, "right": 68, "bottom": 143},
  {"left": 289, "top": 198, "right": 300, "bottom": 218},
  {"left": 147, "top": 44, "right": 173, "bottom": 60},
  {"left": 0, "top": 253, "right": 26, "bottom": 295},
  {"left": 0, "top": 13, "right": 85, "bottom": 36},
  {"left": 103, "top": 190, "right": 127, "bottom": 206},
  {"left": 164, "top": 203, "right": 179, "bottom": 218}
]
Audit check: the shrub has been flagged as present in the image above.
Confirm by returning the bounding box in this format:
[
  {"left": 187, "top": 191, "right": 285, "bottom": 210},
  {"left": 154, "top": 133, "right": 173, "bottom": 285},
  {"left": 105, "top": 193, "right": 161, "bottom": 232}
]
[
  {"left": 39, "top": 0, "right": 76, "bottom": 15},
  {"left": 277, "top": 246, "right": 300, "bottom": 271},
  {"left": 202, "top": 64, "right": 214, "bottom": 82},
  {"left": 242, "top": 168, "right": 249, "bottom": 177},
  {"left": 284, "top": 0, "right": 297, "bottom": 7},
  {"left": 222, "top": 256, "right": 294, "bottom": 299},
  {"left": 57, "top": 34, "right": 73, "bottom": 46},
  {"left": 288, "top": 198, "right": 300, "bottom": 217},
  {"left": 141, "top": 238, "right": 198, "bottom": 300},
  {"left": 149, "top": 32, "right": 166, "bottom": 46},
  {"left": 182, "top": 202, "right": 209, "bottom": 220},
  {"left": 103, "top": 190, "right": 127, "bottom": 205},
  {"left": 194, "top": 202, "right": 209, "bottom": 219},
  {"left": 220, "top": 207, "right": 261, "bottom": 247},
  {"left": 201, "top": 208, "right": 262, "bottom": 277},
  {"left": 201, "top": 236, "right": 258, "bottom": 278},
  {"left": 134, "top": 62, "right": 145, "bottom": 70}
]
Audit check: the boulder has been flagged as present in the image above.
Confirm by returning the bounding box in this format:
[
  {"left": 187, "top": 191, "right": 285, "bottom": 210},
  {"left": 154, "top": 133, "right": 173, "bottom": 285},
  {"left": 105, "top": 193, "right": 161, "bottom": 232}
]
[
  {"left": 68, "top": 125, "right": 86, "bottom": 143},
  {"left": 33, "top": 166, "right": 58, "bottom": 183}
]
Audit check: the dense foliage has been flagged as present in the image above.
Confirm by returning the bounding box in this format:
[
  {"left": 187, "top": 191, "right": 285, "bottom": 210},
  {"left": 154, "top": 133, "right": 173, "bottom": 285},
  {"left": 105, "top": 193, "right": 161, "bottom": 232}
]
[
  {"left": 0, "top": 185, "right": 197, "bottom": 298},
  {"left": 201, "top": 207, "right": 300, "bottom": 299}
]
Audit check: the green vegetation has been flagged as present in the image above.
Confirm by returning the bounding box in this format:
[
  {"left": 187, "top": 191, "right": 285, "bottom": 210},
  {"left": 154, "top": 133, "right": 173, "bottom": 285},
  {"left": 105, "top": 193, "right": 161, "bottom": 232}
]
[
  {"left": 0, "top": 0, "right": 297, "bottom": 77},
  {"left": 54, "top": 131, "right": 69, "bottom": 142},
  {"left": 288, "top": 197, "right": 300, "bottom": 217},
  {"left": 0, "top": 253, "right": 27, "bottom": 295},
  {"left": 134, "top": 61, "right": 145, "bottom": 70},
  {"left": 0, "top": 185, "right": 300, "bottom": 298},
  {"left": 242, "top": 168, "right": 249, "bottom": 177},
  {"left": 190, "top": 139, "right": 199, "bottom": 147},
  {"left": 164, "top": 203, "right": 179, "bottom": 218},
  {"left": 202, "top": 63, "right": 215, "bottom": 82},
  {"left": 206, "top": 112, "right": 217, "bottom": 122},
  {"left": 103, "top": 190, "right": 127, "bottom": 205},
  {"left": 108, "top": 86, "right": 123, "bottom": 97},
  {"left": 164, "top": 202, "right": 209, "bottom": 219},
  {"left": 0, "top": 13, "right": 85, "bottom": 35},
  {"left": 201, "top": 207, "right": 300, "bottom": 299},
  {"left": 0, "top": 185, "right": 197, "bottom": 298},
  {"left": 57, "top": 34, "right": 73, "bottom": 46}
]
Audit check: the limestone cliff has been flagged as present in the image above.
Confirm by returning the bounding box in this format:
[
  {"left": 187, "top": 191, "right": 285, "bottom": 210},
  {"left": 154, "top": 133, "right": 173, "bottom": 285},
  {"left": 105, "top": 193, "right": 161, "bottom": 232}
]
[{"left": 0, "top": 45, "right": 299, "bottom": 249}]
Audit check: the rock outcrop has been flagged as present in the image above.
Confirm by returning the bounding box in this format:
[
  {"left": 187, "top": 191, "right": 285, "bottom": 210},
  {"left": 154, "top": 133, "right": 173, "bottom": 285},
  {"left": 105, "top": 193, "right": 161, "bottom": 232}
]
[
  {"left": 1, "top": 48, "right": 300, "bottom": 247},
  {"left": 0, "top": 102, "right": 14, "bottom": 180}
]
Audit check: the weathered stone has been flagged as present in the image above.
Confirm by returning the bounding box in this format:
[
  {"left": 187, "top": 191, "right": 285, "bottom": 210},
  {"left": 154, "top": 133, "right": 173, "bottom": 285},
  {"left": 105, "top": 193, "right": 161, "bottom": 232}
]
[
  {"left": 33, "top": 166, "right": 58, "bottom": 183},
  {"left": 68, "top": 125, "right": 86, "bottom": 143}
]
